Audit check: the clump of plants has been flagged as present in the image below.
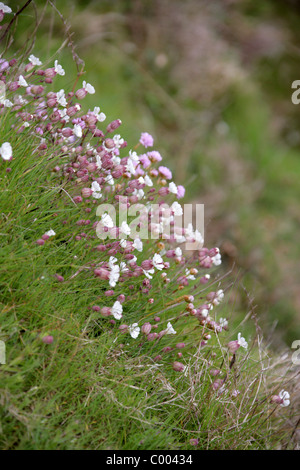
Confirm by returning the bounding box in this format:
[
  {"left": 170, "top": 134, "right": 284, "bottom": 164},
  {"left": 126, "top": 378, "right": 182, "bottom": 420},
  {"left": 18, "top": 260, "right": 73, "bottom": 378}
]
[{"left": 0, "top": 3, "right": 297, "bottom": 450}]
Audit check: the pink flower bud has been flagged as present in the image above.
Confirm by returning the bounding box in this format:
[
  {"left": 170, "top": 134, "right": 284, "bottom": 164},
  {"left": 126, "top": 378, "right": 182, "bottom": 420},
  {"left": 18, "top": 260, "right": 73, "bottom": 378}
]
[
  {"left": 119, "top": 324, "right": 128, "bottom": 333},
  {"left": 189, "top": 438, "right": 199, "bottom": 446},
  {"left": 172, "top": 361, "right": 185, "bottom": 372},
  {"left": 75, "top": 88, "right": 87, "bottom": 99},
  {"left": 227, "top": 340, "right": 240, "bottom": 354},
  {"left": 101, "top": 307, "right": 111, "bottom": 317},
  {"left": 92, "top": 305, "right": 101, "bottom": 311},
  {"left": 141, "top": 322, "right": 152, "bottom": 335},
  {"left": 42, "top": 335, "right": 54, "bottom": 344},
  {"left": 82, "top": 188, "right": 93, "bottom": 198}
]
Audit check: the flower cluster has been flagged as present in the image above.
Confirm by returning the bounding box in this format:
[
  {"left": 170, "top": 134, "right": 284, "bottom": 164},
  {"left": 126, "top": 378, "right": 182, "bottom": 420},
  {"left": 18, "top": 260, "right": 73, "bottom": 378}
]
[{"left": 0, "top": 42, "right": 289, "bottom": 408}]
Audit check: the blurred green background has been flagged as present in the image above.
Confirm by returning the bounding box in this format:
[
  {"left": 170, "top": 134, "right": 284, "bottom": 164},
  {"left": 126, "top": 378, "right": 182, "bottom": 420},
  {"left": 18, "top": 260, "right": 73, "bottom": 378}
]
[{"left": 4, "top": 0, "right": 300, "bottom": 344}]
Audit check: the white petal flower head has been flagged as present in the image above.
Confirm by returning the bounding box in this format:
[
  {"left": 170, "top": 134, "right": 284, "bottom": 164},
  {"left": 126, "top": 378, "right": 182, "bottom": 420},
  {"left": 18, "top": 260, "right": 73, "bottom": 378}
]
[
  {"left": 185, "top": 268, "right": 195, "bottom": 281},
  {"left": 133, "top": 188, "right": 144, "bottom": 200},
  {"left": 93, "top": 107, "right": 106, "bottom": 122},
  {"left": 237, "top": 332, "right": 248, "bottom": 350},
  {"left": 143, "top": 268, "right": 154, "bottom": 279},
  {"left": 169, "top": 182, "right": 178, "bottom": 194},
  {"left": 56, "top": 89, "right": 67, "bottom": 107},
  {"left": 83, "top": 81, "right": 95, "bottom": 94},
  {"left": 109, "top": 264, "right": 120, "bottom": 287},
  {"left": 194, "top": 229, "right": 204, "bottom": 245},
  {"left": 212, "top": 248, "right": 222, "bottom": 266},
  {"left": 0, "top": 3, "right": 12, "bottom": 13},
  {"left": 120, "top": 221, "right": 131, "bottom": 236},
  {"left": 126, "top": 158, "right": 136, "bottom": 175},
  {"left": 219, "top": 318, "right": 228, "bottom": 329},
  {"left": 59, "top": 108, "right": 69, "bottom": 122},
  {"left": 108, "top": 256, "right": 118, "bottom": 268},
  {"left": 128, "top": 323, "right": 140, "bottom": 339},
  {"left": 91, "top": 181, "right": 102, "bottom": 199},
  {"left": 213, "top": 289, "right": 224, "bottom": 306},
  {"left": 120, "top": 261, "right": 129, "bottom": 273},
  {"left": 101, "top": 212, "right": 114, "bottom": 228},
  {"left": 133, "top": 238, "right": 143, "bottom": 252},
  {"left": 0, "top": 142, "right": 12, "bottom": 161},
  {"left": 45, "top": 229, "right": 56, "bottom": 237},
  {"left": 111, "top": 301, "right": 123, "bottom": 320},
  {"left": 166, "top": 322, "right": 176, "bottom": 335},
  {"left": 95, "top": 154, "right": 102, "bottom": 169},
  {"left": 120, "top": 239, "right": 127, "bottom": 248},
  {"left": 171, "top": 201, "right": 183, "bottom": 216},
  {"left": 175, "top": 247, "right": 182, "bottom": 257},
  {"left": 73, "top": 124, "right": 82, "bottom": 138},
  {"left": 18, "top": 75, "right": 28, "bottom": 87},
  {"left": 105, "top": 174, "right": 114, "bottom": 186},
  {"left": 54, "top": 60, "right": 65, "bottom": 76},
  {"left": 152, "top": 253, "right": 164, "bottom": 271},
  {"left": 29, "top": 54, "right": 42, "bottom": 66},
  {"left": 144, "top": 175, "right": 153, "bottom": 187},
  {"left": 2, "top": 99, "right": 13, "bottom": 107},
  {"left": 279, "top": 390, "right": 290, "bottom": 407},
  {"left": 113, "top": 134, "right": 124, "bottom": 148}
]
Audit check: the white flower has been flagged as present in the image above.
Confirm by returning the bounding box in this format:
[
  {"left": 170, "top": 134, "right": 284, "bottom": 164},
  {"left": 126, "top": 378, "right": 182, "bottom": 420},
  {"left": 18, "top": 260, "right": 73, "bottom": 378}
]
[
  {"left": 171, "top": 201, "right": 183, "bottom": 216},
  {"left": 133, "top": 238, "right": 143, "bottom": 252},
  {"left": 166, "top": 322, "right": 176, "bottom": 335},
  {"left": 144, "top": 175, "right": 153, "bottom": 187},
  {"left": 185, "top": 268, "right": 195, "bottom": 281},
  {"left": 101, "top": 212, "right": 114, "bottom": 228},
  {"left": 105, "top": 174, "right": 114, "bottom": 186},
  {"left": 111, "top": 301, "right": 123, "bottom": 320},
  {"left": 152, "top": 253, "right": 164, "bottom": 270},
  {"left": 29, "top": 54, "right": 42, "bottom": 66},
  {"left": 54, "top": 60, "right": 65, "bottom": 76},
  {"left": 143, "top": 268, "right": 154, "bottom": 279},
  {"left": 132, "top": 188, "right": 144, "bottom": 200},
  {"left": 169, "top": 182, "right": 177, "bottom": 194},
  {"left": 83, "top": 81, "right": 95, "bottom": 94},
  {"left": 194, "top": 229, "right": 204, "bottom": 244},
  {"left": 18, "top": 75, "right": 28, "bottom": 87},
  {"left": 279, "top": 390, "right": 290, "bottom": 407},
  {"left": 45, "top": 229, "right": 56, "bottom": 237},
  {"left": 112, "top": 134, "right": 124, "bottom": 148},
  {"left": 56, "top": 89, "right": 67, "bottom": 107},
  {"left": 58, "top": 108, "right": 70, "bottom": 122},
  {"left": 237, "top": 332, "right": 248, "bottom": 350},
  {"left": 219, "top": 318, "right": 228, "bottom": 328},
  {"left": 212, "top": 249, "right": 222, "bottom": 266},
  {"left": 0, "top": 3, "right": 11, "bottom": 13},
  {"left": 120, "top": 239, "right": 127, "bottom": 248},
  {"left": 73, "top": 124, "right": 82, "bottom": 138},
  {"left": 93, "top": 106, "right": 106, "bottom": 122},
  {"left": 212, "top": 289, "right": 224, "bottom": 306},
  {"left": 175, "top": 247, "right": 182, "bottom": 257},
  {"left": 120, "top": 261, "right": 128, "bottom": 273},
  {"left": 108, "top": 256, "right": 118, "bottom": 268},
  {"left": 126, "top": 150, "right": 139, "bottom": 175},
  {"left": 128, "top": 323, "right": 140, "bottom": 339},
  {"left": 109, "top": 264, "right": 120, "bottom": 287},
  {"left": 91, "top": 181, "right": 102, "bottom": 199},
  {"left": 201, "top": 308, "right": 209, "bottom": 318},
  {"left": 95, "top": 154, "right": 102, "bottom": 169},
  {"left": 120, "top": 221, "right": 131, "bottom": 236},
  {"left": 2, "top": 99, "right": 13, "bottom": 107},
  {"left": 0, "top": 142, "right": 12, "bottom": 160}
]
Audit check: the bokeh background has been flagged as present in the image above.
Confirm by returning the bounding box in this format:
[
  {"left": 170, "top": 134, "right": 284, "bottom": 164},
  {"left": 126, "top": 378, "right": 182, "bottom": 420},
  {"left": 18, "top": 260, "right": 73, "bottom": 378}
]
[{"left": 5, "top": 0, "right": 300, "bottom": 344}]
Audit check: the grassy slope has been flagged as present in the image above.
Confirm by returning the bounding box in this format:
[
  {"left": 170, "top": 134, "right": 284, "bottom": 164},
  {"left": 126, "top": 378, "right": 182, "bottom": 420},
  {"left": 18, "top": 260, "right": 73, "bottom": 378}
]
[{"left": 0, "top": 0, "right": 298, "bottom": 450}]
